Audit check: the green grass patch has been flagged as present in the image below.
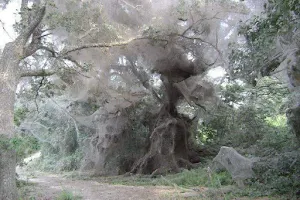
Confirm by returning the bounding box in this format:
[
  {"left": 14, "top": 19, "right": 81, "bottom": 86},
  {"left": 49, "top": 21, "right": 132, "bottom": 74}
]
[
  {"left": 56, "top": 190, "right": 82, "bottom": 200},
  {"left": 101, "top": 167, "right": 233, "bottom": 188}
]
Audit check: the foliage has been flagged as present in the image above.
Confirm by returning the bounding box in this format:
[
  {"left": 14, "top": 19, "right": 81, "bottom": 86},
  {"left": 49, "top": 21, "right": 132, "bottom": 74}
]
[
  {"left": 252, "top": 151, "right": 300, "bottom": 197},
  {"left": 14, "top": 107, "right": 29, "bottom": 126},
  {"left": 195, "top": 77, "right": 290, "bottom": 147},
  {"left": 10, "top": 135, "right": 40, "bottom": 161},
  {"left": 229, "top": 0, "right": 300, "bottom": 82},
  {"left": 105, "top": 166, "right": 233, "bottom": 188},
  {"left": 56, "top": 190, "right": 82, "bottom": 200},
  {"left": 0, "top": 134, "right": 39, "bottom": 162},
  {"left": 164, "top": 168, "right": 233, "bottom": 188},
  {"left": 196, "top": 124, "right": 217, "bottom": 144}
]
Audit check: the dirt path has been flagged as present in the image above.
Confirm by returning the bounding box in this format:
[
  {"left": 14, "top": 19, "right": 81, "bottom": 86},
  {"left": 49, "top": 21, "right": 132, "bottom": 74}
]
[
  {"left": 16, "top": 153, "right": 200, "bottom": 200},
  {"left": 19, "top": 171, "right": 178, "bottom": 200},
  {"left": 17, "top": 168, "right": 200, "bottom": 200},
  {"left": 15, "top": 153, "right": 272, "bottom": 200}
]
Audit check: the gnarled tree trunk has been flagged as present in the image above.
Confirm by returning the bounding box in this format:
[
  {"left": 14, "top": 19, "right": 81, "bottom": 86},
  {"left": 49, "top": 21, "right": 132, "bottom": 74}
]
[
  {"left": 129, "top": 45, "right": 214, "bottom": 175},
  {"left": 130, "top": 104, "right": 195, "bottom": 176},
  {"left": 130, "top": 79, "right": 197, "bottom": 176}
]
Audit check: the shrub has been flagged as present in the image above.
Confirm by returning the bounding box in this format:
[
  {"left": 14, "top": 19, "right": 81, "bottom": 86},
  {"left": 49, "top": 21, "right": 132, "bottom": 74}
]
[
  {"left": 252, "top": 151, "right": 300, "bottom": 196},
  {"left": 56, "top": 190, "right": 81, "bottom": 200},
  {"left": 165, "top": 167, "right": 233, "bottom": 188},
  {"left": 10, "top": 135, "right": 40, "bottom": 162}
]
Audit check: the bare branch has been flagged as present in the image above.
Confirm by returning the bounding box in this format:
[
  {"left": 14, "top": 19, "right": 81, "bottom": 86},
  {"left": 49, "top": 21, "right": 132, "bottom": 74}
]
[
  {"left": 127, "top": 57, "right": 163, "bottom": 103},
  {"left": 0, "top": 19, "right": 13, "bottom": 39},
  {"left": 61, "top": 38, "right": 139, "bottom": 55},
  {"left": 176, "top": 34, "right": 223, "bottom": 57},
  {"left": 20, "top": 68, "right": 56, "bottom": 77},
  {"left": 39, "top": 46, "right": 58, "bottom": 57},
  {"left": 34, "top": 76, "right": 45, "bottom": 112},
  {"left": 61, "top": 59, "right": 91, "bottom": 78},
  {"left": 79, "top": 27, "right": 98, "bottom": 40},
  {"left": 61, "top": 37, "right": 168, "bottom": 55},
  {"left": 181, "top": 12, "right": 222, "bottom": 36},
  {"left": 62, "top": 55, "right": 86, "bottom": 71}
]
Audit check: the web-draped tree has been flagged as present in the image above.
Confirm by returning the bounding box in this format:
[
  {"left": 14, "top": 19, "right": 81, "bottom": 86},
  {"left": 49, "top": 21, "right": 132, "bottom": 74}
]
[
  {"left": 66, "top": 1, "right": 247, "bottom": 175},
  {"left": 0, "top": 0, "right": 248, "bottom": 198}
]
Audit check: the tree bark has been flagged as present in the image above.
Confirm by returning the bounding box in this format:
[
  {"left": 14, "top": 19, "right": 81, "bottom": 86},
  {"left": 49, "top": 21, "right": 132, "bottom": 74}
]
[
  {"left": 0, "top": 42, "right": 20, "bottom": 200},
  {"left": 0, "top": 146, "right": 17, "bottom": 200},
  {"left": 0, "top": 2, "right": 47, "bottom": 197}
]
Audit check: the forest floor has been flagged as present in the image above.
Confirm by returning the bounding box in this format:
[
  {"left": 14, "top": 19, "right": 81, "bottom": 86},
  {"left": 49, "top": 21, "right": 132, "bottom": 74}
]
[
  {"left": 17, "top": 168, "right": 206, "bottom": 200},
  {"left": 17, "top": 170, "right": 183, "bottom": 200},
  {"left": 16, "top": 153, "right": 273, "bottom": 200},
  {"left": 17, "top": 168, "right": 274, "bottom": 200}
]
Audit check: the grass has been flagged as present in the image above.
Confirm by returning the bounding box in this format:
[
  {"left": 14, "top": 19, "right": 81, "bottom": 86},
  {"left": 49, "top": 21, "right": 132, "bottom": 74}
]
[
  {"left": 56, "top": 190, "right": 82, "bottom": 200},
  {"left": 95, "top": 166, "right": 288, "bottom": 200},
  {"left": 100, "top": 167, "right": 233, "bottom": 188}
]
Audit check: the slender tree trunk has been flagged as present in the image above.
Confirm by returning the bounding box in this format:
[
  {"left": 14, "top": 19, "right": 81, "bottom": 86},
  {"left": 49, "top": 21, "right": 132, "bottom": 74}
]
[
  {"left": 0, "top": 42, "right": 21, "bottom": 200},
  {"left": 0, "top": 2, "right": 47, "bottom": 198}
]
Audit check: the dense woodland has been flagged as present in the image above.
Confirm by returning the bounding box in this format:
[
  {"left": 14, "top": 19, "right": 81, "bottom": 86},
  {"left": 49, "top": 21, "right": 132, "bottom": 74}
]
[{"left": 0, "top": 0, "right": 299, "bottom": 199}]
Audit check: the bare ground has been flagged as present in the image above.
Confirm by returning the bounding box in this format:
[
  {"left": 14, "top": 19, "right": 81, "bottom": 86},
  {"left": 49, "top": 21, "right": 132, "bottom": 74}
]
[
  {"left": 16, "top": 153, "right": 274, "bottom": 200},
  {"left": 17, "top": 168, "right": 200, "bottom": 200},
  {"left": 17, "top": 169, "right": 274, "bottom": 200}
]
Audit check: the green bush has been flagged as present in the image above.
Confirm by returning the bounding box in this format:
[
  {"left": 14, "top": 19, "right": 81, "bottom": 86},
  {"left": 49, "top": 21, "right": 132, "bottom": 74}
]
[
  {"left": 56, "top": 190, "right": 81, "bottom": 200},
  {"left": 252, "top": 151, "right": 300, "bottom": 196},
  {"left": 10, "top": 136, "right": 40, "bottom": 161},
  {"left": 165, "top": 168, "right": 233, "bottom": 188},
  {"left": 108, "top": 166, "right": 233, "bottom": 188},
  {"left": 0, "top": 134, "right": 40, "bottom": 162},
  {"left": 14, "top": 107, "right": 29, "bottom": 126}
]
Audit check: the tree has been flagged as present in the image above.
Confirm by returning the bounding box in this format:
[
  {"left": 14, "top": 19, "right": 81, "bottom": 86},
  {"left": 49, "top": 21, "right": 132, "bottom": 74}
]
[
  {"left": 0, "top": 2, "right": 47, "bottom": 198},
  {"left": 1, "top": 0, "right": 248, "bottom": 197},
  {"left": 229, "top": 0, "right": 300, "bottom": 143}
]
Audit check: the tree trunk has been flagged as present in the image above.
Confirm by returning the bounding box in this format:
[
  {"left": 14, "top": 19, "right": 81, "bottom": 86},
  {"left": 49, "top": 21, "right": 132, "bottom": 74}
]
[
  {"left": 0, "top": 42, "right": 21, "bottom": 200},
  {"left": 287, "top": 105, "right": 300, "bottom": 145},
  {"left": 0, "top": 3, "right": 47, "bottom": 198},
  {"left": 0, "top": 146, "right": 17, "bottom": 200},
  {"left": 130, "top": 104, "right": 196, "bottom": 176},
  {"left": 130, "top": 78, "right": 198, "bottom": 175}
]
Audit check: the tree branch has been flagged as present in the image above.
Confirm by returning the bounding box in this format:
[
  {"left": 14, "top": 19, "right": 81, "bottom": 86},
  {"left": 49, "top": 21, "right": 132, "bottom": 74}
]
[
  {"left": 0, "top": 19, "right": 13, "bottom": 39},
  {"left": 60, "top": 37, "right": 167, "bottom": 55},
  {"left": 127, "top": 57, "right": 163, "bottom": 103},
  {"left": 17, "top": 5, "right": 46, "bottom": 45},
  {"left": 62, "top": 38, "right": 138, "bottom": 55},
  {"left": 176, "top": 34, "right": 223, "bottom": 56},
  {"left": 181, "top": 12, "right": 221, "bottom": 36},
  {"left": 20, "top": 68, "right": 56, "bottom": 77}
]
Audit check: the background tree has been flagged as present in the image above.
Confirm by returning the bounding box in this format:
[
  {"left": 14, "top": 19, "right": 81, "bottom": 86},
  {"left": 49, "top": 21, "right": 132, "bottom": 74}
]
[{"left": 229, "top": 0, "right": 300, "bottom": 143}]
